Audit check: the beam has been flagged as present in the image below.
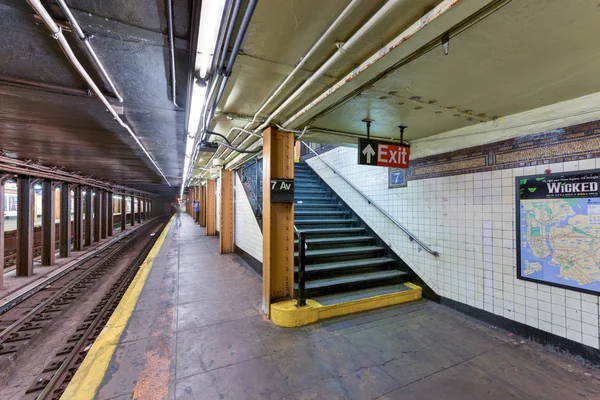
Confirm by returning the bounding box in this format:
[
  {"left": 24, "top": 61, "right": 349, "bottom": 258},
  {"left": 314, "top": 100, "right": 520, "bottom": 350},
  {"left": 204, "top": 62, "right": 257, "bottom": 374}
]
[
  {"left": 59, "top": 182, "right": 71, "bottom": 257},
  {"left": 107, "top": 192, "right": 114, "bottom": 236},
  {"left": 93, "top": 189, "right": 102, "bottom": 242},
  {"left": 120, "top": 195, "right": 127, "bottom": 231},
  {"left": 219, "top": 170, "right": 235, "bottom": 254},
  {"left": 84, "top": 187, "right": 92, "bottom": 247},
  {"left": 206, "top": 180, "right": 216, "bottom": 235},
  {"left": 41, "top": 180, "right": 56, "bottom": 265},
  {"left": 262, "top": 127, "right": 294, "bottom": 315},
  {"left": 73, "top": 185, "right": 83, "bottom": 250},
  {"left": 16, "top": 176, "right": 33, "bottom": 276},
  {"left": 0, "top": 176, "right": 10, "bottom": 286},
  {"left": 101, "top": 191, "right": 108, "bottom": 239}
]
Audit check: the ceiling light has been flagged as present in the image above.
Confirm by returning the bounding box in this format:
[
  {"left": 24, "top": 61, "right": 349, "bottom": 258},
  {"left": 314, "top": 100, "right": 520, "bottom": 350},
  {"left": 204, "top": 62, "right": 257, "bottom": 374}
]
[
  {"left": 34, "top": 184, "right": 42, "bottom": 190},
  {"left": 197, "top": 0, "right": 227, "bottom": 79},
  {"left": 187, "top": 79, "right": 208, "bottom": 136}
]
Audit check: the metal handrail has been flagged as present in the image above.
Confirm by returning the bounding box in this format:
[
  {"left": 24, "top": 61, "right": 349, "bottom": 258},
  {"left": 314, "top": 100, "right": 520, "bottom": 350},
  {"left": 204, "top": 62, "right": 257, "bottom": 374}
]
[
  {"left": 300, "top": 141, "right": 439, "bottom": 257},
  {"left": 293, "top": 224, "right": 307, "bottom": 307}
]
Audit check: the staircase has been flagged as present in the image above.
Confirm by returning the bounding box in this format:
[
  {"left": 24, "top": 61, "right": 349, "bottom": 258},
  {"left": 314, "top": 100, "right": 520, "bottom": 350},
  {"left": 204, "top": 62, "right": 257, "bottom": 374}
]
[{"left": 294, "top": 162, "right": 413, "bottom": 304}]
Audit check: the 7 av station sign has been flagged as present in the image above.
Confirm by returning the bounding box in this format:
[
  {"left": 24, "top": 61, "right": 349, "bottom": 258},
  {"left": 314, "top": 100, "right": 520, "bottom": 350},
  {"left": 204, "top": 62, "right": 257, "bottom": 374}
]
[{"left": 358, "top": 138, "right": 410, "bottom": 168}]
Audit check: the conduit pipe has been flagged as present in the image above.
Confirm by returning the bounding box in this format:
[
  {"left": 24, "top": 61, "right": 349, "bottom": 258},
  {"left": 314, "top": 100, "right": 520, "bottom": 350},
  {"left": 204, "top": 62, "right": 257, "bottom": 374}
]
[
  {"left": 216, "top": 0, "right": 405, "bottom": 167},
  {"left": 201, "top": 0, "right": 362, "bottom": 174},
  {"left": 219, "top": 0, "right": 462, "bottom": 170},
  {"left": 167, "top": 0, "right": 179, "bottom": 107},
  {"left": 55, "top": 0, "right": 123, "bottom": 103},
  {"left": 27, "top": 0, "right": 170, "bottom": 185}
]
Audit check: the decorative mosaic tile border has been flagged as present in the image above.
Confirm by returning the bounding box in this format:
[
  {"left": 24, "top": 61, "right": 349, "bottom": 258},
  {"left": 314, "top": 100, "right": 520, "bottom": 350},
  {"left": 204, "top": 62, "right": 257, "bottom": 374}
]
[{"left": 389, "top": 120, "right": 600, "bottom": 187}]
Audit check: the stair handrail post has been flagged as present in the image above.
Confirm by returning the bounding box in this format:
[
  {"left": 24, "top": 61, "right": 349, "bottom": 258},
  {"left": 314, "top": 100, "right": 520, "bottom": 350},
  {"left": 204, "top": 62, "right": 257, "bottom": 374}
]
[
  {"left": 300, "top": 141, "right": 439, "bottom": 257},
  {"left": 297, "top": 229, "right": 307, "bottom": 307}
]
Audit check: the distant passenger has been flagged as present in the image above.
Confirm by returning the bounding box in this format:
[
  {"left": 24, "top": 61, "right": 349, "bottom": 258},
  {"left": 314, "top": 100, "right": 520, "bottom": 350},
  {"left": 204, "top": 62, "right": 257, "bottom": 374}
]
[
  {"left": 193, "top": 201, "right": 200, "bottom": 223},
  {"left": 173, "top": 203, "right": 181, "bottom": 226}
]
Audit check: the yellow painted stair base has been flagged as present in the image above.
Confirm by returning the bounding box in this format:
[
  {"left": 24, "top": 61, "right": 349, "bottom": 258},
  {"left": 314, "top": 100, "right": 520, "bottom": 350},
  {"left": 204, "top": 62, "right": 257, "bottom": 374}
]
[{"left": 270, "top": 283, "right": 422, "bottom": 327}]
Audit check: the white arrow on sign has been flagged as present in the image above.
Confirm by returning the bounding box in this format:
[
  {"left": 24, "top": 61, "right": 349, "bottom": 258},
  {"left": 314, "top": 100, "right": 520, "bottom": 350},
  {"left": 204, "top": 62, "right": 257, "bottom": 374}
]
[{"left": 362, "top": 144, "right": 376, "bottom": 163}]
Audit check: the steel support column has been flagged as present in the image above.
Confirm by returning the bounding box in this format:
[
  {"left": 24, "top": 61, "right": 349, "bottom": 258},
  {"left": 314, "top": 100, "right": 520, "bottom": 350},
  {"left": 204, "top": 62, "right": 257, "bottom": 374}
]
[
  {"left": 130, "top": 196, "right": 135, "bottom": 226},
  {"left": 73, "top": 186, "right": 83, "bottom": 251},
  {"left": 219, "top": 170, "right": 235, "bottom": 254},
  {"left": 16, "top": 176, "right": 34, "bottom": 276},
  {"left": 200, "top": 185, "right": 207, "bottom": 227},
  {"left": 107, "top": 192, "right": 114, "bottom": 236},
  {"left": 0, "top": 176, "right": 10, "bottom": 286},
  {"left": 136, "top": 197, "right": 141, "bottom": 223},
  {"left": 101, "top": 191, "right": 108, "bottom": 239},
  {"left": 121, "top": 195, "right": 127, "bottom": 231},
  {"left": 206, "top": 180, "right": 216, "bottom": 235},
  {"left": 59, "top": 182, "right": 71, "bottom": 258},
  {"left": 41, "top": 180, "right": 56, "bottom": 265},
  {"left": 93, "top": 189, "right": 102, "bottom": 242},
  {"left": 84, "top": 187, "right": 92, "bottom": 246},
  {"left": 262, "top": 127, "right": 294, "bottom": 315}
]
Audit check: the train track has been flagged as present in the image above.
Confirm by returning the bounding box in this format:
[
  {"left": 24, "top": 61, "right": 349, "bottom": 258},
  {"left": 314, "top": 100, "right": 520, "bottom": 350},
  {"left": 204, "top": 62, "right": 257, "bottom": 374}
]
[{"left": 0, "top": 219, "right": 166, "bottom": 399}]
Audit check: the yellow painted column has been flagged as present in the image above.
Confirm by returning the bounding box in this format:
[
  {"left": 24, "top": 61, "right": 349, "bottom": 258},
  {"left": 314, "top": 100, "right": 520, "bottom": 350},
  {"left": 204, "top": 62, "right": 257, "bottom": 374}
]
[
  {"left": 206, "top": 179, "right": 216, "bottom": 235},
  {"left": 219, "top": 170, "right": 235, "bottom": 254},
  {"left": 294, "top": 140, "right": 301, "bottom": 162},
  {"left": 262, "top": 126, "right": 294, "bottom": 316}
]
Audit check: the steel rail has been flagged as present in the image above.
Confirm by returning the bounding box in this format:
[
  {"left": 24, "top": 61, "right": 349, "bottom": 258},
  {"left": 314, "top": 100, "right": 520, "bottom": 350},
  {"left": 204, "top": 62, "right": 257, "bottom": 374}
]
[{"left": 300, "top": 142, "right": 439, "bottom": 257}]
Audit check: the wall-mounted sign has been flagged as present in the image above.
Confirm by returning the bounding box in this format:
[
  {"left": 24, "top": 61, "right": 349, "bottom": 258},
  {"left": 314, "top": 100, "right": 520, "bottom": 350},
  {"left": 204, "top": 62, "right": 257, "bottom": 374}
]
[
  {"left": 270, "top": 178, "right": 294, "bottom": 203},
  {"left": 389, "top": 169, "right": 407, "bottom": 188},
  {"left": 516, "top": 170, "right": 600, "bottom": 295},
  {"left": 358, "top": 138, "right": 410, "bottom": 168}
]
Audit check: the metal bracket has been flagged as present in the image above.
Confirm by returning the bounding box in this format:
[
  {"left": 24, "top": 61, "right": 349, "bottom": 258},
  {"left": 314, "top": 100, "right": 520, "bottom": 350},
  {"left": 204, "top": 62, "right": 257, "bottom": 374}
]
[{"left": 362, "top": 118, "right": 373, "bottom": 140}]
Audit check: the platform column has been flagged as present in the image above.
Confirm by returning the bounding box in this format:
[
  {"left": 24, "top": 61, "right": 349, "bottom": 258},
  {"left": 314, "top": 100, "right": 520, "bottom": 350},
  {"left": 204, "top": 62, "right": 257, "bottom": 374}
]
[
  {"left": 73, "top": 186, "right": 83, "bottom": 251},
  {"left": 84, "top": 187, "right": 93, "bottom": 246},
  {"left": 130, "top": 196, "right": 135, "bottom": 226},
  {"left": 262, "top": 127, "right": 294, "bottom": 315},
  {"left": 93, "top": 189, "right": 102, "bottom": 242},
  {"left": 107, "top": 192, "right": 114, "bottom": 236},
  {"left": 141, "top": 198, "right": 146, "bottom": 221},
  {"left": 220, "top": 170, "right": 235, "bottom": 254},
  {"left": 59, "top": 182, "right": 71, "bottom": 258},
  {"left": 41, "top": 180, "right": 56, "bottom": 265},
  {"left": 206, "top": 179, "right": 216, "bottom": 235},
  {"left": 136, "top": 197, "right": 142, "bottom": 223},
  {"left": 16, "top": 176, "right": 34, "bottom": 276},
  {"left": 121, "top": 195, "right": 127, "bottom": 231},
  {"left": 0, "top": 175, "right": 11, "bottom": 286},
  {"left": 200, "top": 185, "right": 207, "bottom": 227}
]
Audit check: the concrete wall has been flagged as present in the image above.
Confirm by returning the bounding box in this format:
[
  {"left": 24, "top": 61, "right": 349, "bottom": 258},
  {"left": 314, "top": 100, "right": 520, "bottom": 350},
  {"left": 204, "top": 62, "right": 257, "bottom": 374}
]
[
  {"left": 307, "top": 146, "right": 600, "bottom": 350},
  {"left": 234, "top": 173, "right": 263, "bottom": 262}
]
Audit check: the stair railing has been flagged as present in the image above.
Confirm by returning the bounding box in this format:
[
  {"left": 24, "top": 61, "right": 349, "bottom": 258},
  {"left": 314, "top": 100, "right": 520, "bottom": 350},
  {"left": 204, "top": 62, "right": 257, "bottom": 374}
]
[
  {"left": 300, "top": 142, "right": 439, "bottom": 257},
  {"left": 294, "top": 225, "right": 307, "bottom": 307}
]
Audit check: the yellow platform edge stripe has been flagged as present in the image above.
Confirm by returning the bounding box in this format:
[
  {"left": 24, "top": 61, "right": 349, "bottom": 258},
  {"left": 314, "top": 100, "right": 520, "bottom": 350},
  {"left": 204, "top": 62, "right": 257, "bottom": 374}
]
[
  {"left": 270, "top": 282, "right": 423, "bottom": 327},
  {"left": 61, "top": 217, "right": 173, "bottom": 400}
]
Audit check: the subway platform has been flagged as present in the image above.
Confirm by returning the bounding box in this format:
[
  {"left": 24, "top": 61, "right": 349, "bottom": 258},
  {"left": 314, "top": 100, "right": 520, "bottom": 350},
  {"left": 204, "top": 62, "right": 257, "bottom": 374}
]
[{"left": 64, "top": 214, "right": 600, "bottom": 400}]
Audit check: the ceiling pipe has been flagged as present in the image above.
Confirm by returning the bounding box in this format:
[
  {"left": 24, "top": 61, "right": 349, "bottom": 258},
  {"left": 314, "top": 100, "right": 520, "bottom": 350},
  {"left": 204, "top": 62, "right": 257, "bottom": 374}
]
[
  {"left": 55, "top": 0, "right": 123, "bottom": 103},
  {"left": 202, "top": 0, "right": 362, "bottom": 173},
  {"left": 0, "top": 74, "right": 116, "bottom": 99},
  {"left": 167, "top": 0, "right": 179, "bottom": 107},
  {"left": 217, "top": 0, "right": 463, "bottom": 170},
  {"left": 27, "top": 0, "right": 171, "bottom": 186},
  {"left": 216, "top": 0, "right": 402, "bottom": 167}
]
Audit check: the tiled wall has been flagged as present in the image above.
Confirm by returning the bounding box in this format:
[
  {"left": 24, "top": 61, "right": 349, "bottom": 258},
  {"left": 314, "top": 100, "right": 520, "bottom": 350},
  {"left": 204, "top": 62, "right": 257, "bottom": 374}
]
[
  {"left": 307, "top": 147, "right": 600, "bottom": 349},
  {"left": 234, "top": 173, "right": 263, "bottom": 262}
]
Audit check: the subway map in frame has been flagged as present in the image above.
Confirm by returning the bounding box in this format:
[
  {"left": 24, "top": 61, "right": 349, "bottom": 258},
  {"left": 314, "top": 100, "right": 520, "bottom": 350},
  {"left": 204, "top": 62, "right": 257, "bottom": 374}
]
[{"left": 517, "top": 170, "right": 600, "bottom": 294}]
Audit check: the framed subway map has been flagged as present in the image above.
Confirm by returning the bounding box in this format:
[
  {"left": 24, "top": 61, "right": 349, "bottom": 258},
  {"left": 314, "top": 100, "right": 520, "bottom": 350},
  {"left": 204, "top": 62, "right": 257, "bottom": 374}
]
[{"left": 517, "top": 170, "right": 600, "bottom": 294}]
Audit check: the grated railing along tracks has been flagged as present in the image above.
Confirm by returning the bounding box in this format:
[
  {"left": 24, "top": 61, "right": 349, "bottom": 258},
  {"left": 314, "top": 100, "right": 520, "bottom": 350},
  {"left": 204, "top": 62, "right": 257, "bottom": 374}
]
[
  {"left": 0, "top": 221, "right": 159, "bottom": 379},
  {"left": 24, "top": 221, "right": 165, "bottom": 400}
]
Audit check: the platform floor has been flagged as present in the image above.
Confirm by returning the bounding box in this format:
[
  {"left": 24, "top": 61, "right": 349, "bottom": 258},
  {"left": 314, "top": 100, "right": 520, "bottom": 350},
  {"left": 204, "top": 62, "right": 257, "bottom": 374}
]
[{"left": 88, "top": 214, "right": 600, "bottom": 400}]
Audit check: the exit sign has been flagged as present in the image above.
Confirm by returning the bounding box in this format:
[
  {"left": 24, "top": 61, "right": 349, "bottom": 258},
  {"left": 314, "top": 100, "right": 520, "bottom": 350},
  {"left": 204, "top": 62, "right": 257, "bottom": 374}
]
[{"left": 358, "top": 138, "right": 410, "bottom": 168}]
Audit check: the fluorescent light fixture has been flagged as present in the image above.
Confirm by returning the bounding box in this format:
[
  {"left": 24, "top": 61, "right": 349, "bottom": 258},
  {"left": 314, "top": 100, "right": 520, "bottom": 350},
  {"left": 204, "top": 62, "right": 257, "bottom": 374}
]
[
  {"left": 197, "top": 0, "right": 227, "bottom": 79},
  {"left": 188, "top": 78, "right": 207, "bottom": 136},
  {"left": 34, "top": 184, "right": 42, "bottom": 190}
]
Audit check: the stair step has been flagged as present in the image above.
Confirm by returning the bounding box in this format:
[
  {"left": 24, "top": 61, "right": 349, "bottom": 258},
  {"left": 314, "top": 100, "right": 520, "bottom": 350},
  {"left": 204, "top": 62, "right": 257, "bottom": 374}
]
[
  {"left": 295, "top": 270, "right": 407, "bottom": 291},
  {"left": 294, "top": 219, "right": 356, "bottom": 225},
  {"left": 294, "top": 203, "right": 340, "bottom": 208},
  {"left": 295, "top": 191, "right": 330, "bottom": 197},
  {"left": 313, "top": 284, "right": 414, "bottom": 306},
  {"left": 295, "top": 246, "right": 384, "bottom": 258},
  {"left": 295, "top": 197, "right": 335, "bottom": 203},
  {"left": 294, "top": 211, "right": 348, "bottom": 218},
  {"left": 298, "top": 227, "right": 365, "bottom": 235},
  {"left": 296, "top": 257, "right": 395, "bottom": 273},
  {"left": 294, "top": 235, "right": 373, "bottom": 245}
]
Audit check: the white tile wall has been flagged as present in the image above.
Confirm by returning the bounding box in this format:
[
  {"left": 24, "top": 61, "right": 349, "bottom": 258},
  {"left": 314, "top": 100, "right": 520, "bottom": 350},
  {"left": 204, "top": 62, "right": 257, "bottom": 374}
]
[
  {"left": 307, "top": 147, "right": 600, "bottom": 349},
  {"left": 234, "top": 173, "right": 263, "bottom": 262}
]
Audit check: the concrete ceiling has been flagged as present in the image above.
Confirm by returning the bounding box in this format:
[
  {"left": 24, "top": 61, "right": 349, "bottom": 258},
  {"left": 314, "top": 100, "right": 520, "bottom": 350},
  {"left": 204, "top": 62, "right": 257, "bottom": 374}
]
[
  {"left": 0, "top": 0, "right": 190, "bottom": 197},
  {"left": 195, "top": 0, "right": 600, "bottom": 175}
]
